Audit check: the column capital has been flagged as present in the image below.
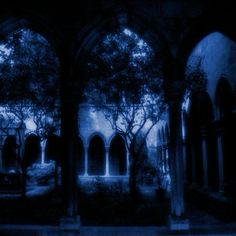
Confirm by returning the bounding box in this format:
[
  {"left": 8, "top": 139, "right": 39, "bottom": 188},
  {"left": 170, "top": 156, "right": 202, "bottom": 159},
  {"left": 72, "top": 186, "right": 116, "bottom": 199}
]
[
  {"left": 212, "top": 119, "right": 224, "bottom": 134},
  {"left": 164, "top": 80, "right": 185, "bottom": 104},
  {"left": 200, "top": 126, "right": 208, "bottom": 138},
  {"left": 64, "top": 81, "right": 82, "bottom": 102}
]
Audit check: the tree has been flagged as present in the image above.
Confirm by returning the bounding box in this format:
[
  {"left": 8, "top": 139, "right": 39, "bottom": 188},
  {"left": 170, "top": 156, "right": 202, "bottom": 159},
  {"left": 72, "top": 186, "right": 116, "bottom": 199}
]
[
  {"left": 84, "top": 28, "right": 166, "bottom": 199},
  {"left": 0, "top": 29, "right": 60, "bottom": 195}
]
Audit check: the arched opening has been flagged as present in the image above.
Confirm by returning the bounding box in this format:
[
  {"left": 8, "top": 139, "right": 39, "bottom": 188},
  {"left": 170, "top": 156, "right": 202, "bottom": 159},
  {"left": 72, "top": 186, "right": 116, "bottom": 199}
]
[
  {"left": 184, "top": 32, "right": 236, "bottom": 190},
  {"left": 109, "top": 135, "right": 126, "bottom": 175},
  {"left": 76, "top": 137, "right": 85, "bottom": 175},
  {"left": 186, "top": 92, "right": 215, "bottom": 188},
  {"left": 215, "top": 78, "right": 234, "bottom": 120},
  {"left": 77, "top": 21, "right": 170, "bottom": 224},
  {"left": 215, "top": 78, "right": 236, "bottom": 193},
  {"left": 2, "top": 136, "right": 17, "bottom": 173},
  {"left": 24, "top": 134, "right": 41, "bottom": 167},
  {"left": 88, "top": 135, "right": 105, "bottom": 176},
  {"left": 0, "top": 28, "right": 60, "bottom": 166}
]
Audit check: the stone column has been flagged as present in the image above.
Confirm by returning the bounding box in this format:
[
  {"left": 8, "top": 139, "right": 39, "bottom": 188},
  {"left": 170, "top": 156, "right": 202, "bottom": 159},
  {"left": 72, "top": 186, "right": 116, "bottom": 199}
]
[
  {"left": 105, "top": 146, "right": 110, "bottom": 177},
  {"left": 84, "top": 146, "right": 88, "bottom": 176},
  {"left": 190, "top": 143, "right": 196, "bottom": 186},
  {"left": 168, "top": 102, "right": 185, "bottom": 216},
  {"left": 60, "top": 97, "right": 80, "bottom": 230},
  {"left": 213, "top": 120, "right": 224, "bottom": 193},
  {"left": 165, "top": 146, "right": 169, "bottom": 172},
  {"left": 182, "top": 140, "right": 187, "bottom": 183},
  {"left": 200, "top": 127, "right": 208, "bottom": 189},
  {"left": 166, "top": 81, "right": 189, "bottom": 230},
  {"left": 157, "top": 146, "right": 161, "bottom": 167},
  {"left": 40, "top": 139, "right": 47, "bottom": 164},
  {"left": 162, "top": 145, "right": 166, "bottom": 173},
  {"left": 60, "top": 52, "right": 80, "bottom": 231}
]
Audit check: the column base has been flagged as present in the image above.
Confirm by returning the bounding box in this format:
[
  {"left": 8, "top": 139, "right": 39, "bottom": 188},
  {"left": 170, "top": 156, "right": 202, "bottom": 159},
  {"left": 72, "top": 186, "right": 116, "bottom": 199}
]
[
  {"left": 168, "top": 215, "right": 190, "bottom": 231},
  {"left": 60, "top": 216, "right": 80, "bottom": 231}
]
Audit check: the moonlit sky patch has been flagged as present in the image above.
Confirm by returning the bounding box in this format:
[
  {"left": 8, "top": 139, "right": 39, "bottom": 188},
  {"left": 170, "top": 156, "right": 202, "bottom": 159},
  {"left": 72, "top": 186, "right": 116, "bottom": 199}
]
[
  {"left": 25, "top": 117, "right": 37, "bottom": 131},
  {"left": 0, "top": 44, "right": 11, "bottom": 62}
]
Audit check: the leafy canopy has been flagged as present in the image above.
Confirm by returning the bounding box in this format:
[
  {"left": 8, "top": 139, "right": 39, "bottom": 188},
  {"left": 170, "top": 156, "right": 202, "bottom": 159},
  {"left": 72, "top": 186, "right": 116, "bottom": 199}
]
[
  {"left": 0, "top": 29, "right": 60, "bottom": 136},
  {"left": 84, "top": 28, "right": 165, "bottom": 144},
  {"left": 0, "top": 29, "right": 59, "bottom": 108}
]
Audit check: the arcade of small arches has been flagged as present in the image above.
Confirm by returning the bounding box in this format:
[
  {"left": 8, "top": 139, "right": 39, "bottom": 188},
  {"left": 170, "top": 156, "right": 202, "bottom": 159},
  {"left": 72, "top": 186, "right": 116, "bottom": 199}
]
[
  {"left": 0, "top": 132, "right": 129, "bottom": 177},
  {"left": 77, "top": 133, "right": 128, "bottom": 177},
  {"left": 182, "top": 76, "right": 236, "bottom": 193}
]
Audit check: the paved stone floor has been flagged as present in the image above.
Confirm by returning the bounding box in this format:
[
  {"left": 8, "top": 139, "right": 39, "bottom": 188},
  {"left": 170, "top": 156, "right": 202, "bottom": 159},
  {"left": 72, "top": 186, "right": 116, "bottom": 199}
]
[
  {"left": 1, "top": 186, "right": 236, "bottom": 235},
  {"left": 1, "top": 225, "right": 236, "bottom": 236}
]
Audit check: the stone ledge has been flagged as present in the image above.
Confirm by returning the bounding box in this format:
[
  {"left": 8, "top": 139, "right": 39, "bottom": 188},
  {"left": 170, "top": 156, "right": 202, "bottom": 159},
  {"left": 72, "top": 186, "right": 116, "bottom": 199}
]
[{"left": 60, "top": 216, "right": 80, "bottom": 231}]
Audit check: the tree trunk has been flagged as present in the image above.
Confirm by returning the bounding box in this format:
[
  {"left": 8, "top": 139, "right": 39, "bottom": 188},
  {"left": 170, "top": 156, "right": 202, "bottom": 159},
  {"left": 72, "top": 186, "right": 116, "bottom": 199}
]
[
  {"left": 54, "top": 160, "right": 59, "bottom": 190},
  {"left": 21, "top": 165, "right": 27, "bottom": 198}
]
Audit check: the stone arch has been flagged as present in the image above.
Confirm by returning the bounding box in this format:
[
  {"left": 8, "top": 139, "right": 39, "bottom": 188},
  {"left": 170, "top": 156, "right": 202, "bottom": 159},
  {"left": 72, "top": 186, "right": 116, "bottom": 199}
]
[
  {"left": 183, "top": 29, "right": 236, "bottom": 190},
  {"left": 176, "top": 4, "right": 236, "bottom": 82},
  {"left": 2, "top": 135, "right": 17, "bottom": 173},
  {"left": 72, "top": 9, "right": 173, "bottom": 94},
  {"left": 186, "top": 91, "right": 216, "bottom": 187},
  {"left": 0, "top": 14, "right": 63, "bottom": 60},
  {"left": 109, "top": 134, "right": 127, "bottom": 176},
  {"left": 88, "top": 134, "right": 106, "bottom": 176},
  {"left": 24, "top": 133, "right": 41, "bottom": 167},
  {"left": 87, "top": 132, "right": 107, "bottom": 148}
]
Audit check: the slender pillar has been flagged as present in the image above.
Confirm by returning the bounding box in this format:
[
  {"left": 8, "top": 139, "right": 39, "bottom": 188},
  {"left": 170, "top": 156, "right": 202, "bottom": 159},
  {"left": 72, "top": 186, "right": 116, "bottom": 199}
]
[
  {"left": 191, "top": 143, "right": 196, "bottom": 186},
  {"left": 214, "top": 120, "right": 224, "bottom": 193},
  {"left": 84, "top": 146, "right": 88, "bottom": 176},
  {"left": 200, "top": 127, "right": 208, "bottom": 189},
  {"left": 157, "top": 146, "right": 161, "bottom": 167},
  {"left": 105, "top": 146, "right": 109, "bottom": 176},
  {"left": 182, "top": 140, "right": 187, "bottom": 183},
  {"left": 158, "top": 145, "right": 163, "bottom": 173},
  {"left": 165, "top": 146, "right": 169, "bottom": 172},
  {"left": 40, "top": 139, "right": 47, "bottom": 164},
  {"left": 161, "top": 144, "right": 166, "bottom": 173}
]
